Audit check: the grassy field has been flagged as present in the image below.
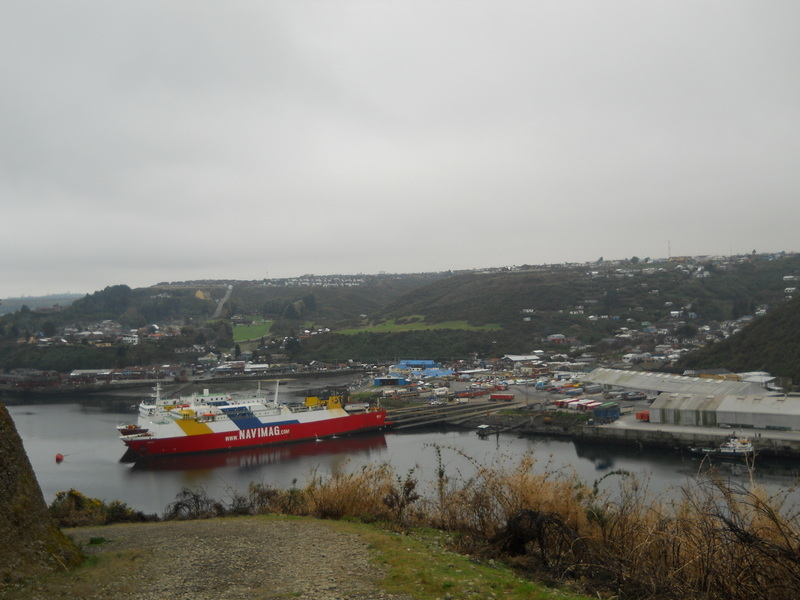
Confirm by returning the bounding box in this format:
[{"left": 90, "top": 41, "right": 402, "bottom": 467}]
[
  {"left": 338, "top": 317, "right": 501, "bottom": 335},
  {"left": 329, "top": 520, "right": 592, "bottom": 600},
  {"left": 233, "top": 320, "right": 273, "bottom": 343}
]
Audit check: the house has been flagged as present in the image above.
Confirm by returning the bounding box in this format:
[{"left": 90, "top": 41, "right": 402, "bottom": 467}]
[
  {"left": 622, "top": 352, "right": 651, "bottom": 363},
  {"left": 198, "top": 352, "right": 218, "bottom": 365}
]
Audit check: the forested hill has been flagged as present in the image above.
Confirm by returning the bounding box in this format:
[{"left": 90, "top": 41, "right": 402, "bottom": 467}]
[
  {"left": 0, "top": 274, "right": 446, "bottom": 371},
  {"left": 295, "top": 255, "right": 800, "bottom": 375},
  {"left": 0, "top": 274, "right": 446, "bottom": 348},
  {"left": 376, "top": 257, "right": 800, "bottom": 329},
  {"left": 678, "top": 295, "right": 800, "bottom": 385},
  {"left": 3, "top": 254, "right": 800, "bottom": 379}
]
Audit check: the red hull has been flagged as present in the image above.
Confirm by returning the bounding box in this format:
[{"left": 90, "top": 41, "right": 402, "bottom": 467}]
[
  {"left": 126, "top": 433, "right": 388, "bottom": 470},
  {"left": 123, "top": 410, "right": 391, "bottom": 458}
]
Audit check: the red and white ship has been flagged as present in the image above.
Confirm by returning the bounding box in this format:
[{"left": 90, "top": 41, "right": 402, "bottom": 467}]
[{"left": 119, "top": 383, "right": 392, "bottom": 458}]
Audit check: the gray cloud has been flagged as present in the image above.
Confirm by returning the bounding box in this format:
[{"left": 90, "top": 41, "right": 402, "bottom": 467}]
[{"left": 2, "top": 1, "right": 800, "bottom": 297}]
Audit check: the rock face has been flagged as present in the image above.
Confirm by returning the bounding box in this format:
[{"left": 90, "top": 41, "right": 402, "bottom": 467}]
[{"left": 0, "top": 402, "right": 82, "bottom": 584}]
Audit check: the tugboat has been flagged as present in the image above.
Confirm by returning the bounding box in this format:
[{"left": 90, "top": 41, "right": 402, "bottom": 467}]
[{"left": 690, "top": 434, "right": 755, "bottom": 459}]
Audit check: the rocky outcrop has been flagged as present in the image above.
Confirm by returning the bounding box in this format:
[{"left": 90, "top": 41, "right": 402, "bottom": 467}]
[{"left": 0, "top": 402, "right": 82, "bottom": 584}]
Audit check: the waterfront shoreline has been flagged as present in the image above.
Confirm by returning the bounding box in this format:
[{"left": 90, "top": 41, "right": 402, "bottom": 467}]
[
  {"left": 458, "top": 411, "right": 800, "bottom": 460},
  {"left": 0, "top": 368, "right": 367, "bottom": 399}
]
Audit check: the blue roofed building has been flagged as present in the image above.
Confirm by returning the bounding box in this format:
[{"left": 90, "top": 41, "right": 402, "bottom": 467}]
[{"left": 391, "top": 359, "right": 454, "bottom": 379}]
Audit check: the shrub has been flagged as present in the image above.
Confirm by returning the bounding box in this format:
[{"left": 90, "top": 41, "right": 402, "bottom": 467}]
[
  {"left": 49, "top": 489, "right": 156, "bottom": 527},
  {"left": 163, "top": 486, "right": 225, "bottom": 520}
]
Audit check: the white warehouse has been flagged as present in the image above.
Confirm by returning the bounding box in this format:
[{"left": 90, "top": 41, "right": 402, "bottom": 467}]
[
  {"left": 649, "top": 392, "right": 800, "bottom": 431},
  {"left": 584, "top": 368, "right": 800, "bottom": 431}
]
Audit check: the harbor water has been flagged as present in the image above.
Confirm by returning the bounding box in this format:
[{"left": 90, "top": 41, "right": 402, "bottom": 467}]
[{"left": 6, "top": 391, "right": 800, "bottom": 516}]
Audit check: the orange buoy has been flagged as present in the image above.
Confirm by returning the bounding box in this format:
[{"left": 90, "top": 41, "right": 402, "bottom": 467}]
[{"left": 55, "top": 453, "right": 64, "bottom": 463}]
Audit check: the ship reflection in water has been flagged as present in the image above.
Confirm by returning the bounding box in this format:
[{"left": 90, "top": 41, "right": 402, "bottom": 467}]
[{"left": 124, "top": 433, "right": 388, "bottom": 472}]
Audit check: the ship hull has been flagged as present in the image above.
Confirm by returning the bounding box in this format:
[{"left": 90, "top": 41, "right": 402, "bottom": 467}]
[
  {"left": 689, "top": 448, "right": 754, "bottom": 460},
  {"left": 689, "top": 435, "right": 754, "bottom": 460},
  {"left": 123, "top": 410, "right": 390, "bottom": 458},
  {"left": 124, "top": 432, "right": 388, "bottom": 469}
]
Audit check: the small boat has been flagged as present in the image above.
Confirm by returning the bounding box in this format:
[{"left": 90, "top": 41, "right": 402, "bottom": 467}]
[
  {"left": 690, "top": 434, "right": 755, "bottom": 458},
  {"left": 476, "top": 424, "right": 499, "bottom": 438}
]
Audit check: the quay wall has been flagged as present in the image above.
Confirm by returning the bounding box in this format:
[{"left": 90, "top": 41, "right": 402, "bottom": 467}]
[
  {"left": 570, "top": 425, "right": 800, "bottom": 458},
  {"left": 453, "top": 413, "right": 800, "bottom": 459}
]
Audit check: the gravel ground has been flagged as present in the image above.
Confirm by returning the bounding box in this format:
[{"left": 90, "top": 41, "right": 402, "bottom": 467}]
[{"left": 29, "top": 518, "right": 416, "bottom": 600}]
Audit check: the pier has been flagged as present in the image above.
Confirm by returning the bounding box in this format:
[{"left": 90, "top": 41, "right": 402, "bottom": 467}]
[{"left": 385, "top": 399, "right": 528, "bottom": 430}]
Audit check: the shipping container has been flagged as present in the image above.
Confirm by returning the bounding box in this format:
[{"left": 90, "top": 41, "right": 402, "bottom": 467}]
[{"left": 593, "top": 402, "right": 621, "bottom": 422}]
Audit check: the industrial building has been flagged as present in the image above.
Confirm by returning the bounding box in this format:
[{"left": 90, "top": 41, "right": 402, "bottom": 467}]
[
  {"left": 649, "top": 392, "right": 800, "bottom": 430},
  {"left": 584, "top": 368, "right": 800, "bottom": 431}
]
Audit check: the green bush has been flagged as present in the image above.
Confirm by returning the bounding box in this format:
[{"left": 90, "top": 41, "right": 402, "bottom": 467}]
[{"left": 49, "top": 489, "right": 157, "bottom": 527}]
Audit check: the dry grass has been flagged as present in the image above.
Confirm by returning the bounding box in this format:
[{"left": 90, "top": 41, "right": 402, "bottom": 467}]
[
  {"left": 51, "top": 446, "right": 800, "bottom": 600},
  {"left": 290, "top": 445, "right": 800, "bottom": 600}
]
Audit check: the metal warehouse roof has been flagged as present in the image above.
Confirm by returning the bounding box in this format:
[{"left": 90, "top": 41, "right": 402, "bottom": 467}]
[
  {"left": 718, "top": 394, "right": 800, "bottom": 417},
  {"left": 585, "top": 368, "right": 768, "bottom": 397},
  {"left": 652, "top": 392, "right": 724, "bottom": 412},
  {"left": 650, "top": 392, "right": 800, "bottom": 419}
]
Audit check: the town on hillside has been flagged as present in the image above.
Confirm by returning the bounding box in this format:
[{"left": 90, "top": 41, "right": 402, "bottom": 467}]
[{"left": 1, "top": 251, "right": 798, "bottom": 395}]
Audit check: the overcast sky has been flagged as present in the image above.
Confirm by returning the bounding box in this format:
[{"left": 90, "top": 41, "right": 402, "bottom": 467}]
[{"left": 2, "top": 1, "right": 799, "bottom": 298}]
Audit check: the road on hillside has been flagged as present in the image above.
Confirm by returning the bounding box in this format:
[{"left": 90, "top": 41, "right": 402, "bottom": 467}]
[{"left": 213, "top": 284, "right": 233, "bottom": 318}]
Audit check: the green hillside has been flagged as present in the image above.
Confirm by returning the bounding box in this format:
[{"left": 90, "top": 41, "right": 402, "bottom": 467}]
[
  {"left": 2, "top": 254, "right": 800, "bottom": 376},
  {"left": 227, "top": 274, "right": 444, "bottom": 323},
  {"left": 0, "top": 275, "right": 445, "bottom": 371},
  {"left": 291, "top": 255, "right": 800, "bottom": 365},
  {"left": 678, "top": 295, "right": 800, "bottom": 383},
  {"left": 0, "top": 275, "right": 443, "bottom": 335},
  {"left": 374, "top": 258, "right": 798, "bottom": 330}
]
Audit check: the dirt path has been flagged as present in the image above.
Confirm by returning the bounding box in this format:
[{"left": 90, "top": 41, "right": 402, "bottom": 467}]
[{"left": 3, "top": 517, "right": 414, "bottom": 600}]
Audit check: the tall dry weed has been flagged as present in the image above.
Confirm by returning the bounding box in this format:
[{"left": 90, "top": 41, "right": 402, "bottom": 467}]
[
  {"left": 247, "top": 479, "right": 309, "bottom": 515},
  {"left": 408, "top": 445, "right": 800, "bottom": 600},
  {"left": 419, "top": 444, "right": 591, "bottom": 543},
  {"left": 155, "top": 445, "right": 799, "bottom": 600},
  {"left": 305, "top": 462, "right": 400, "bottom": 522}
]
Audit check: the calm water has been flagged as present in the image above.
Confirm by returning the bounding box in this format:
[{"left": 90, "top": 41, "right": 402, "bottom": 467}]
[{"left": 6, "top": 393, "right": 800, "bottom": 516}]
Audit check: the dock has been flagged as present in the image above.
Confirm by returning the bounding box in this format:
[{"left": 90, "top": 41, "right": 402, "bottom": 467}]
[{"left": 385, "top": 399, "right": 528, "bottom": 430}]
